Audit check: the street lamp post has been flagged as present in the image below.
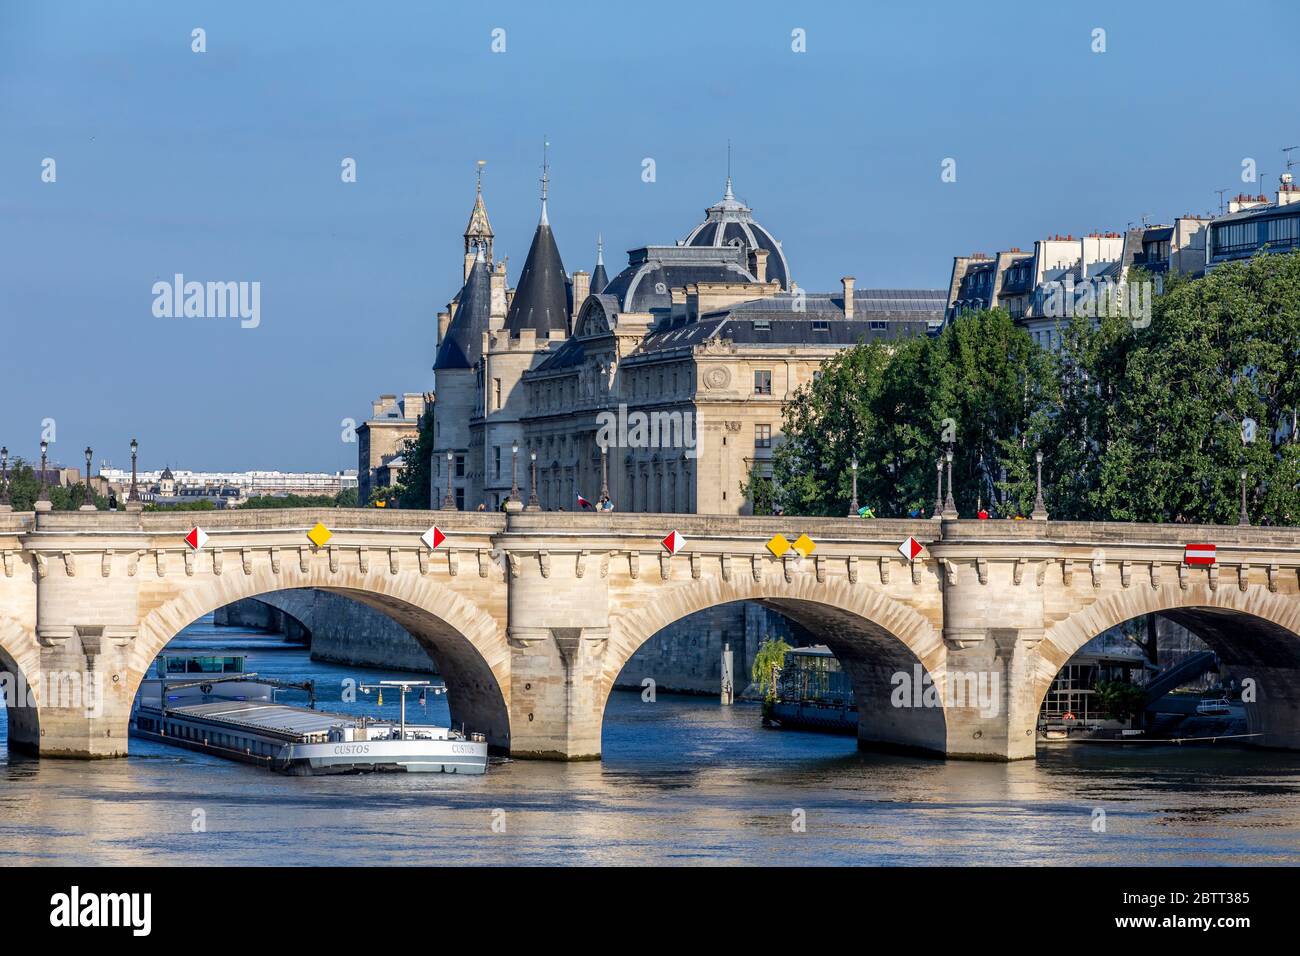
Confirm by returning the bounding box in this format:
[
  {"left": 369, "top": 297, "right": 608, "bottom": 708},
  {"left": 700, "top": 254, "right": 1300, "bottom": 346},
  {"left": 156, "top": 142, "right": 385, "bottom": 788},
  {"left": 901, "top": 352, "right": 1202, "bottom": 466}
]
[
  {"left": 80, "top": 446, "right": 97, "bottom": 511},
  {"left": 848, "top": 458, "right": 859, "bottom": 516},
  {"left": 505, "top": 443, "right": 523, "bottom": 512},
  {"left": 599, "top": 442, "right": 609, "bottom": 503},
  {"left": 126, "top": 438, "right": 142, "bottom": 511},
  {"left": 526, "top": 450, "right": 540, "bottom": 511},
  {"left": 0, "top": 446, "right": 10, "bottom": 512},
  {"left": 931, "top": 456, "right": 943, "bottom": 520},
  {"left": 1239, "top": 469, "right": 1250, "bottom": 526},
  {"left": 36, "top": 440, "right": 51, "bottom": 512},
  {"left": 1031, "top": 449, "right": 1048, "bottom": 521},
  {"left": 441, "top": 451, "right": 456, "bottom": 510},
  {"left": 942, "top": 446, "right": 959, "bottom": 518}
]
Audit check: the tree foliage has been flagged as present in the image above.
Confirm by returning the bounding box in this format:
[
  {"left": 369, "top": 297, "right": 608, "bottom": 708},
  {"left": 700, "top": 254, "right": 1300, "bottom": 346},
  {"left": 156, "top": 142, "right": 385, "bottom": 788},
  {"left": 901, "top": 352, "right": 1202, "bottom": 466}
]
[{"left": 765, "top": 252, "right": 1300, "bottom": 525}]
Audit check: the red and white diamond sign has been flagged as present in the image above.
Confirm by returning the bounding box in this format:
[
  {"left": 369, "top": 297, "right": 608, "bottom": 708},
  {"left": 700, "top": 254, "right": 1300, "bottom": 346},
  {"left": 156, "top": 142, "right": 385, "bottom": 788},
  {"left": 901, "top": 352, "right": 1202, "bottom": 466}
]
[
  {"left": 1184, "top": 543, "right": 1217, "bottom": 566},
  {"left": 421, "top": 526, "right": 447, "bottom": 550},
  {"left": 898, "top": 536, "right": 924, "bottom": 561},
  {"left": 184, "top": 527, "right": 208, "bottom": 552},
  {"left": 661, "top": 530, "right": 686, "bottom": 555}
]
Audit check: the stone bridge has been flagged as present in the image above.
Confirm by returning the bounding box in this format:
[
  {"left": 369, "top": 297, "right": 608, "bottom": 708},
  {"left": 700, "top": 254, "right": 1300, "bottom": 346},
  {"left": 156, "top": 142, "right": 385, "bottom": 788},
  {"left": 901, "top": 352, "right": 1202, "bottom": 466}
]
[{"left": 2, "top": 508, "right": 1299, "bottom": 762}]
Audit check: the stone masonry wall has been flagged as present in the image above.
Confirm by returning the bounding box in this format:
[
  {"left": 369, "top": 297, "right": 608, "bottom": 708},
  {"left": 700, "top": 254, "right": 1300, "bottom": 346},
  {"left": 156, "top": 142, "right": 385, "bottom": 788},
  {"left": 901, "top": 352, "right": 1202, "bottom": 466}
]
[{"left": 215, "top": 591, "right": 436, "bottom": 672}]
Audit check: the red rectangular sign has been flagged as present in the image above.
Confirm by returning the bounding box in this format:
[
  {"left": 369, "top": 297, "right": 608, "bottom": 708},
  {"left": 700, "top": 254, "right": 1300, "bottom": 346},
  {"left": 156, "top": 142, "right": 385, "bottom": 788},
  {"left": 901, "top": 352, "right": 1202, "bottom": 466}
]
[{"left": 1184, "top": 543, "right": 1217, "bottom": 566}]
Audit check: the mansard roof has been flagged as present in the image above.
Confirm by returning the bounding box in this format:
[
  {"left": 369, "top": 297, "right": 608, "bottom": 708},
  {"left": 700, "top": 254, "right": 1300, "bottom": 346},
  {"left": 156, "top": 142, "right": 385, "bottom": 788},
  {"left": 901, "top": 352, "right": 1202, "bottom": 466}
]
[{"left": 601, "top": 244, "right": 756, "bottom": 316}]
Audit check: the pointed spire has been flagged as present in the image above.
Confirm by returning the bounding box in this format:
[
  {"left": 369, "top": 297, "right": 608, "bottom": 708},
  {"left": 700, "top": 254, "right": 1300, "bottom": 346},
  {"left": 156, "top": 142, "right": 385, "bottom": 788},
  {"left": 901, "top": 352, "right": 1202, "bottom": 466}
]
[
  {"left": 725, "top": 139, "right": 733, "bottom": 199},
  {"left": 591, "top": 234, "right": 609, "bottom": 295},
  {"left": 464, "top": 160, "right": 493, "bottom": 260},
  {"left": 539, "top": 137, "right": 550, "bottom": 226}
]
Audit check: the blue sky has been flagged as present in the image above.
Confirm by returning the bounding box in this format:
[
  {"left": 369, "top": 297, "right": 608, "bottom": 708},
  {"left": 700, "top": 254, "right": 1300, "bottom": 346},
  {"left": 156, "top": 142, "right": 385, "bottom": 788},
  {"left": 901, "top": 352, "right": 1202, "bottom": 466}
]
[{"left": 1, "top": 0, "right": 1297, "bottom": 472}]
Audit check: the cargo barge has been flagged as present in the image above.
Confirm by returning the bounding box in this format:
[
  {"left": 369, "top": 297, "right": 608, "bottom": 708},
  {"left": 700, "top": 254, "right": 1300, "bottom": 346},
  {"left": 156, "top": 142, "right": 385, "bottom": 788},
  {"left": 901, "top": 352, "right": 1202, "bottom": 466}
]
[{"left": 130, "top": 654, "right": 488, "bottom": 775}]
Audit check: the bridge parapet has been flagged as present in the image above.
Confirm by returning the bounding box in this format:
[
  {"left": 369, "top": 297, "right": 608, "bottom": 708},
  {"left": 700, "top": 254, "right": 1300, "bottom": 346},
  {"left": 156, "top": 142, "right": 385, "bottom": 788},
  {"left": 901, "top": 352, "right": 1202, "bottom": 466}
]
[{"left": 5, "top": 509, "right": 1300, "bottom": 763}]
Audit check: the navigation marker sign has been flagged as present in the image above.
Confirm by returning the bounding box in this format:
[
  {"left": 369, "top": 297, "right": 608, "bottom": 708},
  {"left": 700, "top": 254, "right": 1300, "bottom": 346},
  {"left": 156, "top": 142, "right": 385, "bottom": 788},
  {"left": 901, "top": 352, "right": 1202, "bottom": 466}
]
[
  {"left": 898, "top": 536, "right": 924, "bottom": 561},
  {"left": 184, "top": 527, "right": 208, "bottom": 552},
  {"left": 766, "top": 534, "right": 791, "bottom": 558},
  {"left": 306, "top": 523, "right": 333, "bottom": 548},
  {"left": 661, "top": 530, "right": 686, "bottom": 555},
  {"left": 422, "top": 526, "right": 447, "bottom": 550},
  {"left": 1184, "top": 543, "right": 1217, "bottom": 566},
  {"left": 792, "top": 534, "right": 816, "bottom": 558}
]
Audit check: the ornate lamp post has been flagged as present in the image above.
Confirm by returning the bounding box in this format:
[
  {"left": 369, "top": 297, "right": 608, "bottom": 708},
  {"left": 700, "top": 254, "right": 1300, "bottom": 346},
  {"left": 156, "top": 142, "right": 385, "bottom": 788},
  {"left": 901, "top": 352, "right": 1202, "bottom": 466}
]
[
  {"left": 1239, "top": 469, "right": 1250, "bottom": 526},
  {"left": 441, "top": 451, "right": 456, "bottom": 510},
  {"left": 505, "top": 443, "right": 523, "bottom": 512},
  {"left": 931, "top": 456, "right": 943, "bottom": 520},
  {"left": 1031, "top": 449, "right": 1048, "bottom": 521},
  {"left": 80, "top": 446, "right": 97, "bottom": 511},
  {"left": 942, "top": 446, "right": 959, "bottom": 519},
  {"left": 126, "top": 438, "right": 142, "bottom": 511},
  {"left": 848, "top": 458, "right": 860, "bottom": 516},
  {"left": 36, "top": 439, "right": 51, "bottom": 512},
  {"left": 599, "top": 441, "right": 610, "bottom": 503},
  {"left": 0, "top": 446, "right": 10, "bottom": 512},
  {"left": 526, "top": 450, "right": 541, "bottom": 511}
]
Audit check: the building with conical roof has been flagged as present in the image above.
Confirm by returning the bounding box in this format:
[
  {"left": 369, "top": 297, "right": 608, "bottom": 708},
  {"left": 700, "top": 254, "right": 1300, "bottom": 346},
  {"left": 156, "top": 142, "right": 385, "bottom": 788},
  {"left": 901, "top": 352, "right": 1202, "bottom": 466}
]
[
  {"left": 409, "top": 159, "right": 945, "bottom": 514},
  {"left": 591, "top": 236, "right": 609, "bottom": 295},
  {"left": 503, "top": 162, "right": 570, "bottom": 337}
]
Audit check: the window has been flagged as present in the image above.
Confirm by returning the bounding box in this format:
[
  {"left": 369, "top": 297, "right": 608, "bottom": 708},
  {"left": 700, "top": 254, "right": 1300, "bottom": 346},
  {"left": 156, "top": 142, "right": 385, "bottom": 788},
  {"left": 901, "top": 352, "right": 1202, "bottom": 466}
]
[
  {"left": 754, "top": 369, "right": 773, "bottom": 395},
  {"left": 493, "top": 378, "right": 502, "bottom": 410},
  {"left": 753, "top": 319, "right": 771, "bottom": 331},
  {"left": 870, "top": 320, "right": 888, "bottom": 331},
  {"left": 755, "top": 424, "right": 772, "bottom": 449},
  {"left": 493, "top": 446, "right": 501, "bottom": 480},
  {"left": 455, "top": 487, "right": 465, "bottom": 510},
  {"left": 812, "top": 320, "right": 829, "bottom": 332},
  {"left": 455, "top": 454, "right": 466, "bottom": 478}
]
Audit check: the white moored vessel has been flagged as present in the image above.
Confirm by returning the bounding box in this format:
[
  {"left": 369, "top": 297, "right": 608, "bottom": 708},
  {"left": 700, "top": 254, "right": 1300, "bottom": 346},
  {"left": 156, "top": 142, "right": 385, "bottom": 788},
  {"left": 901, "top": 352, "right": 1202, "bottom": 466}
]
[{"left": 131, "top": 655, "right": 488, "bottom": 775}]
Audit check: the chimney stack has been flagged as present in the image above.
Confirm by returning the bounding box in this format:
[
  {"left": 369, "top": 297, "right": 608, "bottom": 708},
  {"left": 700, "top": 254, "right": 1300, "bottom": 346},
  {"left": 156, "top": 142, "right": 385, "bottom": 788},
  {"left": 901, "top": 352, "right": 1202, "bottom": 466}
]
[
  {"left": 571, "top": 270, "right": 590, "bottom": 324},
  {"left": 489, "top": 262, "right": 508, "bottom": 331},
  {"left": 1278, "top": 172, "right": 1300, "bottom": 207},
  {"left": 463, "top": 252, "right": 476, "bottom": 282},
  {"left": 841, "top": 277, "right": 855, "bottom": 319},
  {"left": 751, "top": 248, "right": 769, "bottom": 284},
  {"left": 437, "top": 311, "right": 451, "bottom": 346}
]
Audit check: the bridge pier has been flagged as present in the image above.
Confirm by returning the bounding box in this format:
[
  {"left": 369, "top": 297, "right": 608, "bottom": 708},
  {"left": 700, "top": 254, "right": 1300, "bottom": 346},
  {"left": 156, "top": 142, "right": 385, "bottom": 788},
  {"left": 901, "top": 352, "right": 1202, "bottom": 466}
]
[
  {"left": 31, "top": 535, "right": 143, "bottom": 758},
  {"left": 931, "top": 550, "right": 1050, "bottom": 761},
  {"left": 504, "top": 544, "right": 611, "bottom": 759}
]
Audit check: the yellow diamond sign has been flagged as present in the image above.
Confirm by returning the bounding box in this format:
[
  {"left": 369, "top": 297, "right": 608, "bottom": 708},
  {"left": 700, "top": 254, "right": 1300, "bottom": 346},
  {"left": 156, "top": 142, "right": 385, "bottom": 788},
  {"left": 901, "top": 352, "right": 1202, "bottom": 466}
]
[
  {"left": 792, "top": 534, "right": 816, "bottom": 558},
  {"left": 766, "top": 533, "right": 791, "bottom": 557},
  {"left": 306, "top": 522, "right": 333, "bottom": 548}
]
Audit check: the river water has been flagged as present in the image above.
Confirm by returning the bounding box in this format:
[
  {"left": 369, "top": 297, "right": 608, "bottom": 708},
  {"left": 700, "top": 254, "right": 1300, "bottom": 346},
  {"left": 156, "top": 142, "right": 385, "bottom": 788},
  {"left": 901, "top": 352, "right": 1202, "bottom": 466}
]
[{"left": 3, "top": 616, "right": 1299, "bottom": 866}]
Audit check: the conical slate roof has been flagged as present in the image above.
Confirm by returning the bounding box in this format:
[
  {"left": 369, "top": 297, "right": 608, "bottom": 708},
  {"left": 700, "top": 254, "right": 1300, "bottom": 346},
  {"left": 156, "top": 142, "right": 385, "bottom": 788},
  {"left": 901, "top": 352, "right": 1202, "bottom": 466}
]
[
  {"left": 591, "top": 236, "right": 609, "bottom": 294},
  {"left": 435, "top": 250, "right": 490, "bottom": 370},
  {"left": 505, "top": 216, "right": 569, "bottom": 336}
]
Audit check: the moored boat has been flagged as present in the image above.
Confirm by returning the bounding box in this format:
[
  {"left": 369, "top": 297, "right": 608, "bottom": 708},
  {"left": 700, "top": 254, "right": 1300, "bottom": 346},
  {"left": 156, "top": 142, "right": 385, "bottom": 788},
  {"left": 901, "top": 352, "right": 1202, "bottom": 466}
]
[{"left": 130, "top": 654, "right": 488, "bottom": 775}]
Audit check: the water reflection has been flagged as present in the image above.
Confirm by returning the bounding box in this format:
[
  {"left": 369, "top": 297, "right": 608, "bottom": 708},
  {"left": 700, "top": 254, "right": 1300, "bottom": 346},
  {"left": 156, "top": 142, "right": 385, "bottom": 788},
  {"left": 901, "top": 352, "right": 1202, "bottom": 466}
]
[{"left": 2, "top": 618, "right": 1299, "bottom": 865}]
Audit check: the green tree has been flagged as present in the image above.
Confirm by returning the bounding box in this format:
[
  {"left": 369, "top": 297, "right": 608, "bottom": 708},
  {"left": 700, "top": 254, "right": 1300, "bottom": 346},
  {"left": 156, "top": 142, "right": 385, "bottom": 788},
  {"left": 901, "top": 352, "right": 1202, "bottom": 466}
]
[
  {"left": 1095, "top": 253, "right": 1300, "bottom": 524},
  {"left": 394, "top": 415, "right": 435, "bottom": 510},
  {"left": 751, "top": 637, "right": 792, "bottom": 701},
  {"left": 765, "top": 309, "right": 1055, "bottom": 518}
]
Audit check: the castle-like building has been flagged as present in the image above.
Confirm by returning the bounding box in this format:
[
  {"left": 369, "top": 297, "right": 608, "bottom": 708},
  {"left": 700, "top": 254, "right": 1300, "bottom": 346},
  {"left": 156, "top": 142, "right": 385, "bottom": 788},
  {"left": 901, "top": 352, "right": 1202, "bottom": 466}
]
[{"left": 426, "top": 163, "right": 947, "bottom": 515}]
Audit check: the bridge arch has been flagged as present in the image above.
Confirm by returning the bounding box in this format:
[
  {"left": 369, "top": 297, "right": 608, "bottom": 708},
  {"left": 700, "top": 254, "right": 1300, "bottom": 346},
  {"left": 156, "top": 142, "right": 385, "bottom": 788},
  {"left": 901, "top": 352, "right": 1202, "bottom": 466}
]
[
  {"left": 1037, "top": 582, "right": 1300, "bottom": 749},
  {"left": 0, "top": 615, "right": 41, "bottom": 753},
  {"left": 132, "top": 567, "right": 510, "bottom": 751},
  {"left": 603, "top": 574, "right": 949, "bottom": 755}
]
